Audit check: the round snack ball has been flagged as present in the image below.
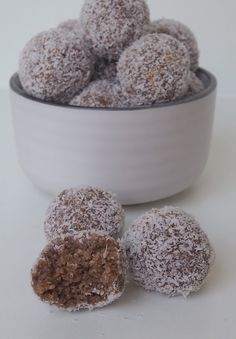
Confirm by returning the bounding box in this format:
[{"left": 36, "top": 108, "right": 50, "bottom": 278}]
[
  {"left": 123, "top": 206, "right": 215, "bottom": 297},
  {"left": 92, "top": 58, "right": 117, "bottom": 81},
  {"left": 19, "top": 29, "right": 94, "bottom": 103},
  {"left": 147, "top": 19, "right": 199, "bottom": 71},
  {"left": 80, "top": 0, "right": 150, "bottom": 59},
  {"left": 70, "top": 80, "right": 127, "bottom": 108},
  {"left": 44, "top": 186, "right": 124, "bottom": 240},
  {"left": 117, "top": 33, "right": 190, "bottom": 106},
  {"left": 186, "top": 72, "right": 204, "bottom": 96},
  {"left": 31, "top": 232, "right": 127, "bottom": 311},
  {"left": 57, "top": 19, "right": 81, "bottom": 32}
]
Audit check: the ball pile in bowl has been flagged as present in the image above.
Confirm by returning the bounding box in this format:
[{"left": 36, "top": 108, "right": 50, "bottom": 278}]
[
  {"left": 18, "top": 0, "right": 204, "bottom": 108},
  {"left": 31, "top": 186, "right": 215, "bottom": 311}
]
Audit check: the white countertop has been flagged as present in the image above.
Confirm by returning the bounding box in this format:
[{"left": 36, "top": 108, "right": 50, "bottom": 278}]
[{"left": 0, "top": 90, "right": 236, "bottom": 339}]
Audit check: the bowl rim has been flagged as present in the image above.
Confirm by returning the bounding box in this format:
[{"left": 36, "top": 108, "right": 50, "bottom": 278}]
[{"left": 9, "top": 68, "right": 217, "bottom": 111}]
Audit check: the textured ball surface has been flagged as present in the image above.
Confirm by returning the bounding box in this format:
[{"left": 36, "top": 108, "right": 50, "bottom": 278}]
[
  {"left": 31, "top": 232, "right": 127, "bottom": 311},
  {"left": 19, "top": 29, "right": 94, "bottom": 103},
  {"left": 92, "top": 58, "right": 118, "bottom": 81},
  {"left": 123, "top": 206, "right": 215, "bottom": 297},
  {"left": 44, "top": 187, "right": 124, "bottom": 240},
  {"left": 117, "top": 33, "right": 190, "bottom": 106},
  {"left": 148, "top": 18, "right": 199, "bottom": 71},
  {"left": 186, "top": 72, "right": 204, "bottom": 96},
  {"left": 70, "top": 80, "right": 127, "bottom": 108},
  {"left": 80, "top": 0, "right": 150, "bottom": 59},
  {"left": 57, "top": 19, "right": 81, "bottom": 32}
]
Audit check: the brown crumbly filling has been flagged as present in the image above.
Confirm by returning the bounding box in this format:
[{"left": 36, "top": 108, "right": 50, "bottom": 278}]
[{"left": 31, "top": 234, "right": 125, "bottom": 309}]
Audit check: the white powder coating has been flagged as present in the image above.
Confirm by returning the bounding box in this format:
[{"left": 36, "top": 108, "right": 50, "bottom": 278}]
[
  {"left": 70, "top": 79, "right": 128, "bottom": 108},
  {"left": 92, "top": 58, "right": 118, "bottom": 81},
  {"left": 117, "top": 33, "right": 190, "bottom": 106},
  {"left": 122, "top": 206, "right": 215, "bottom": 297},
  {"left": 44, "top": 186, "right": 125, "bottom": 240},
  {"left": 69, "top": 288, "right": 125, "bottom": 312},
  {"left": 186, "top": 72, "right": 204, "bottom": 96},
  {"left": 148, "top": 18, "right": 199, "bottom": 71},
  {"left": 32, "top": 231, "right": 128, "bottom": 311},
  {"left": 57, "top": 19, "right": 81, "bottom": 32},
  {"left": 19, "top": 29, "right": 94, "bottom": 103},
  {"left": 80, "top": 0, "right": 150, "bottom": 59}
]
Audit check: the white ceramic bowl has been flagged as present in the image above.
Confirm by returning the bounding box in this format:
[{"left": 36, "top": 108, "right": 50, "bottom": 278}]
[{"left": 10, "top": 69, "right": 217, "bottom": 205}]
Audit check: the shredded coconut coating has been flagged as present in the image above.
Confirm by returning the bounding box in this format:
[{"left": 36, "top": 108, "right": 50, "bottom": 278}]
[
  {"left": 92, "top": 58, "right": 118, "bottom": 81},
  {"left": 185, "top": 72, "right": 204, "bottom": 97},
  {"left": 70, "top": 79, "right": 128, "bottom": 108},
  {"left": 44, "top": 186, "right": 124, "bottom": 241},
  {"left": 123, "top": 206, "right": 215, "bottom": 297},
  {"left": 117, "top": 33, "right": 190, "bottom": 106},
  {"left": 19, "top": 29, "right": 94, "bottom": 103},
  {"left": 57, "top": 19, "right": 81, "bottom": 32},
  {"left": 147, "top": 18, "right": 199, "bottom": 71},
  {"left": 31, "top": 231, "right": 128, "bottom": 311},
  {"left": 80, "top": 0, "right": 150, "bottom": 59}
]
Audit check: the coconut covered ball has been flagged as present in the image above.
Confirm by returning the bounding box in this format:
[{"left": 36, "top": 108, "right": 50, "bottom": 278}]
[
  {"left": 70, "top": 80, "right": 127, "bottom": 108},
  {"left": 57, "top": 19, "right": 81, "bottom": 32},
  {"left": 148, "top": 19, "right": 199, "bottom": 71},
  {"left": 44, "top": 187, "right": 124, "bottom": 240},
  {"left": 31, "top": 232, "right": 127, "bottom": 311},
  {"left": 186, "top": 72, "right": 204, "bottom": 96},
  {"left": 123, "top": 206, "right": 215, "bottom": 297},
  {"left": 19, "top": 29, "right": 94, "bottom": 103},
  {"left": 80, "top": 0, "right": 150, "bottom": 59},
  {"left": 117, "top": 33, "right": 190, "bottom": 106},
  {"left": 92, "top": 58, "right": 118, "bottom": 81}
]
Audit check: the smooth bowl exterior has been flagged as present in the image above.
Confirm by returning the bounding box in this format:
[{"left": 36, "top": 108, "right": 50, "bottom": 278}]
[{"left": 10, "top": 70, "right": 217, "bottom": 205}]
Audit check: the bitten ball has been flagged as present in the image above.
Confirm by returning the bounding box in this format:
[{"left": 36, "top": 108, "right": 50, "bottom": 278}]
[
  {"left": 123, "top": 206, "right": 215, "bottom": 297},
  {"left": 80, "top": 0, "right": 150, "bottom": 59},
  {"left": 70, "top": 80, "right": 127, "bottom": 108},
  {"left": 44, "top": 186, "right": 124, "bottom": 240},
  {"left": 148, "top": 18, "right": 199, "bottom": 71},
  {"left": 19, "top": 29, "right": 94, "bottom": 103},
  {"left": 31, "top": 232, "right": 127, "bottom": 311},
  {"left": 117, "top": 33, "right": 190, "bottom": 106}
]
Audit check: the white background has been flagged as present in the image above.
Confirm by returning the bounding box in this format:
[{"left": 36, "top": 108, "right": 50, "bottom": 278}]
[
  {"left": 0, "top": 0, "right": 235, "bottom": 96},
  {"left": 1, "top": 1, "right": 236, "bottom": 338}
]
